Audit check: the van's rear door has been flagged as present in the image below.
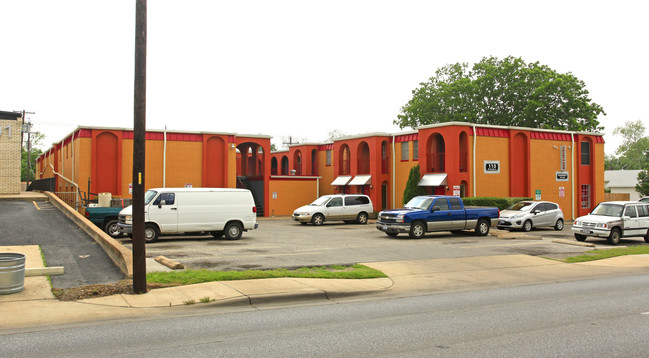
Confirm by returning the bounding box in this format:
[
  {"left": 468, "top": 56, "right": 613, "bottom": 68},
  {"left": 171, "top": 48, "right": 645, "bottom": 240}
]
[{"left": 148, "top": 192, "right": 178, "bottom": 233}]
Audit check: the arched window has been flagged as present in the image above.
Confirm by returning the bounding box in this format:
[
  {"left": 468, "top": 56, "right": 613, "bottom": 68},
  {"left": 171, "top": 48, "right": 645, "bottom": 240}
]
[
  {"left": 339, "top": 144, "right": 350, "bottom": 175},
  {"left": 357, "top": 142, "right": 370, "bottom": 174},
  {"left": 271, "top": 157, "right": 278, "bottom": 175}
]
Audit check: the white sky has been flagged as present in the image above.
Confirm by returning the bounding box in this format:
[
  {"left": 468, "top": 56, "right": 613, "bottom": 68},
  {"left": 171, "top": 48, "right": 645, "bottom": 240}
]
[{"left": 2, "top": 0, "right": 647, "bottom": 154}]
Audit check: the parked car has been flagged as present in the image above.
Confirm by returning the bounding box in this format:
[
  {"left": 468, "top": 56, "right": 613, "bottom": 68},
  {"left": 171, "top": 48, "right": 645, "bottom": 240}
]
[
  {"left": 571, "top": 201, "right": 649, "bottom": 245},
  {"left": 118, "top": 188, "right": 258, "bottom": 242},
  {"left": 376, "top": 195, "right": 499, "bottom": 238},
  {"left": 639, "top": 197, "right": 649, "bottom": 203},
  {"left": 497, "top": 201, "right": 564, "bottom": 232},
  {"left": 84, "top": 205, "right": 125, "bottom": 239},
  {"left": 292, "top": 194, "right": 374, "bottom": 226}
]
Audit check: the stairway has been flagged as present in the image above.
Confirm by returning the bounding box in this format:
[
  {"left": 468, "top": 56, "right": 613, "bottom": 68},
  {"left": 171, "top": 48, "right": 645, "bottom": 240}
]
[{"left": 237, "top": 176, "right": 264, "bottom": 216}]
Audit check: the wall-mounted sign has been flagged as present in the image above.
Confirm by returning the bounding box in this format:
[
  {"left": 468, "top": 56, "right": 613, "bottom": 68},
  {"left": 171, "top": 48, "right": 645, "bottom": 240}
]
[
  {"left": 0, "top": 125, "right": 11, "bottom": 139},
  {"left": 273, "top": 192, "right": 277, "bottom": 199},
  {"left": 559, "top": 187, "right": 565, "bottom": 198},
  {"left": 484, "top": 160, "right": 500, "bottom": 174},
  {"left": 560, "top": 145, "right": 567, "bottom": 171},
  {"left": 185, "top": 183, "right": 193, "bottom": 188},
  {"left": 453, "top": 185, "right": 461, "bottom": 197},
  {"left": 556, "top": 171, "right": 569, "bottom": 181},
  {"left": 535, "top": 189, "right": 541, "bottom": 200}
]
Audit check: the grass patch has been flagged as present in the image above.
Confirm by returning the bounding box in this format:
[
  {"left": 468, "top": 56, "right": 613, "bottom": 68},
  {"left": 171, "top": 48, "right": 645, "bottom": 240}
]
[
  {"left": 146, "top": 264, "right": 386, "bottom": 285},
  {"left": 563, "top": 245, "right": 649, "bottom": 263}
]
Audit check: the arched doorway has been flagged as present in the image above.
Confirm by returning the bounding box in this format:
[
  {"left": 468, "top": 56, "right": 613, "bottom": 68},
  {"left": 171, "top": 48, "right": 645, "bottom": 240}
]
[
  {"left": 95, "top": 132, "right": 118, "bottom": 194},
  {"left": 293, "top": 150, "right": 302, "bottom": 175},
  {"left": 428, "top": 133, "right": 445, "bottom": 172},
  {"left": 357, "top": 141, "right": 370, "bottom": 174}
]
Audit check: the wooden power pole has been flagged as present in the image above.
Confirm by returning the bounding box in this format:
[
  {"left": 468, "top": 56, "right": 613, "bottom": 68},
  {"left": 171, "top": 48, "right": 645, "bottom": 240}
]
[{"left": 132, "top": 0, "right": 147, "bottom": 294}]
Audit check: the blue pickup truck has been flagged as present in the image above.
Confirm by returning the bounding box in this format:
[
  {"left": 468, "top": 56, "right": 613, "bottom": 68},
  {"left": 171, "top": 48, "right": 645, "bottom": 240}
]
[{"left": 376, "top": 195, "right": 500, "bottom": 238}]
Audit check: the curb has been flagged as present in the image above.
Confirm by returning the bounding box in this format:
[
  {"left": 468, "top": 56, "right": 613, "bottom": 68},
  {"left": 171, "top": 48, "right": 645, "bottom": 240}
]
[{"left": 552, "top": 239, "right": 596, "bottom": 247}]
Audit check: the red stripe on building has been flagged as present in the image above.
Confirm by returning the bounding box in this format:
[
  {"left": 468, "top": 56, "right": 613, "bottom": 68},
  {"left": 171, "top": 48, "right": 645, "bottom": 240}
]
[
  {"left": 395, "top": 133, "right": 418, "bottom": 142},
  {"left": 476, "top": 128, "right": 509, "bottom": 137},
  {"left": 530, "top": 132, "right": 571, "bottom": 141},
  {"left": 318, "top": 144, "right": 334, "bottom": 150},
  {"left": 122, "top": 131, "right": 202, "bottom": 141}
]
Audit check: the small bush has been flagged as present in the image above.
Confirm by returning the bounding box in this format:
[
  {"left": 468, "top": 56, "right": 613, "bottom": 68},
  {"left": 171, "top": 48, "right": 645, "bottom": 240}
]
[{"left": 462, "top": 197, "right": 532, "bottom": 210}]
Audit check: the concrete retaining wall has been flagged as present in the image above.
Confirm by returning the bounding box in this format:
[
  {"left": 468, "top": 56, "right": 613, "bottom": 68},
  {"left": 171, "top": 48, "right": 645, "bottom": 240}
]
[{"left": 45, "top": 192, "right": 133, "bottom": 278}]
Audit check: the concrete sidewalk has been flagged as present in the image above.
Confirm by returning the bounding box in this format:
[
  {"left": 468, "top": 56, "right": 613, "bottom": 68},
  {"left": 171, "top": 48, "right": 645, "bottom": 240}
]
[{"left": 3, "top": 244, "right": 649, "bottom": 330}]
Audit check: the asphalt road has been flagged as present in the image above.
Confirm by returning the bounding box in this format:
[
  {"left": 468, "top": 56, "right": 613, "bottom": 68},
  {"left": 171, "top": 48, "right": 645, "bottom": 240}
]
[
  {"left": 0, "top": 200, "right": 123, "bottom": 288},
  {"left": 4, "top": 272, "right": 649, "bottom": 357},
  {"left": 116, "top": 218, "right": 635, "bottom": 271}
]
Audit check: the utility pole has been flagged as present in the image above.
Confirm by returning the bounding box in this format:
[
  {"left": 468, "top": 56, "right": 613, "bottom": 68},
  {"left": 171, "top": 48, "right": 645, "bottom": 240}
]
[
  {"left": 20, "top": 110, "right": 36, "bottom": 188},
  {"left": 132, "top": 0, "right": 147, "bottom": 294}
]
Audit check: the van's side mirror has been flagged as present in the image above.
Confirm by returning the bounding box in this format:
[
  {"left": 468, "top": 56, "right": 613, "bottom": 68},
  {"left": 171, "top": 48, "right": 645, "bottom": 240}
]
[
  {"left": 431, "top": 206, "right": 440, "bottom": 212},
  {"left": 158, "top": 199, "right": 166, "bottom": 208}
]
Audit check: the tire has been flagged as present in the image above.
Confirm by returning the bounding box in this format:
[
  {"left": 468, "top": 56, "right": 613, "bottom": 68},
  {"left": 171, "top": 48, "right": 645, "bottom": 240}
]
[
  {"left": 607, "top": 228, "right": 621, "bottom": 245},
  {"left": 224, "top": 222, "right": 243, "bottom": 240},
  {"left": 409, "top": 221, "right": 426, "bottom": 239},
  {"left": 357, "top": 212, "right": 368, "bottom": 225},
  {"left": 144, "top": 224, "right": 160, "bottom": 243},
  {"left": 554, "top": 219, "right": 564, "bottom": 231},
  {"left": 475, "top": 219, "right": 490, "bottom": 236},
  {"left": 574, "top": 233, "right": 587, "bottom": 242},
  {"left": 104, "top": 219, "right": 122, "bottom": 238},
  {"left": 645, "top": 229, "right": 649, "bottom": 243},
  {"left": 211, "top": 231, "right": 223, "bottom": 238},
  {"left": 522, "top": 220, "right": 533, "bottom": 232},
  {"left": 386, "top": 232, "right": 398, "bottom": 237},
  {"left": 312, "top": 214, "right": 325, "bottom": 226}
]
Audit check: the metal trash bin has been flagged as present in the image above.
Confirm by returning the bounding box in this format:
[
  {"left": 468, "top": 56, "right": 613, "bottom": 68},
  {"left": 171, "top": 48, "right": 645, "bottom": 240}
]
[{"left": 0, "top": 253, "right": 26, "bottom": 295}]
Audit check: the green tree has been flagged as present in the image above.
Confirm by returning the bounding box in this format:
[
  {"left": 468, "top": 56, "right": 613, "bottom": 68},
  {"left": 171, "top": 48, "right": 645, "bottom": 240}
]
[
  {"left": 396, "top": 56, "right": 605, "bottom": 132},
  {"left": 604, "top": 120, "right": 649, "bottom": 170},
  {"left": 402, "top": 164, "right": 425, "bottom": 205},
  {"left": 635, "top": 170, "right": 649, "bottom": 197},
  {"left": 21, "top": 131, "right": 44, "bottom": 182}
]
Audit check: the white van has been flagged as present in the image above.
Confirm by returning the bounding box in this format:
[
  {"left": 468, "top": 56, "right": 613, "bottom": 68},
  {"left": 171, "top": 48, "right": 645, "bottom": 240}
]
[{"left": 117, "top": 188, "right": 258, "bottom": 242}]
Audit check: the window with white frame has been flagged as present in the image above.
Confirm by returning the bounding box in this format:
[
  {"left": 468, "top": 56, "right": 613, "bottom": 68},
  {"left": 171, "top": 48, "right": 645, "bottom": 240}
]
[{"left": 581, "top": 184, "right": 591, "bottom": 208}]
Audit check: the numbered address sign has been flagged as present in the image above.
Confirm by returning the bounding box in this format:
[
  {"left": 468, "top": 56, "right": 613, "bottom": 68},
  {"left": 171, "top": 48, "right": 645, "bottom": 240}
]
[{"left": 484, "top": 160, "right": 500, "bottom": 174}]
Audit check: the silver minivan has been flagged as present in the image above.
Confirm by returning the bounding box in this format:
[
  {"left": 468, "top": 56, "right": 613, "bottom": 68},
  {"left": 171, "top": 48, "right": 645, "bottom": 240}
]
[
  {"left": 497, "top": 201, "right": 564, "bottom": 232},
  {"left": 292, "top": 194, "right": 374, "bottom": 226}
]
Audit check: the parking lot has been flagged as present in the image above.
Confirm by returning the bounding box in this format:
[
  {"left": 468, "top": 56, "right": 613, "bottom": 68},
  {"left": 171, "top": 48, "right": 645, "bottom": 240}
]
[{"left": 116, "top": 218, "right": 644, "bottom": 271}]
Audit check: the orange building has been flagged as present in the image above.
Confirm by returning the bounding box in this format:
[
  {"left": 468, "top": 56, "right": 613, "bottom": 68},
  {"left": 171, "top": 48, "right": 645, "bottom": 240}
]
[{"left": 38, "top": 123, "right": 604, "bottom": 220}]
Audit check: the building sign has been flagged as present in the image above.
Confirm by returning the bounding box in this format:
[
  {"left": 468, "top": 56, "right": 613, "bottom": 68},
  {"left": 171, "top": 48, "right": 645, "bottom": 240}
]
[
  {"left": 0, "top": 125, "right": 11, "bottom": 139},
  {"left": 560, "top": 145, "right": 567, "bottom": 171},
  {"left": 484, "top": 160, "right": 500, "bottom": 174},
  {"left": 556, "top": 171, "right": 569, "bottom": 181},
  {"left": 185, "top": 183, "right": 192, "bottom": 188},
  {"left": 559, "top": 187, "right": 565, "bottom": 198},
  {"left": 273, "top": 192, "right": 277, "bottom": 199},
  {"left": 453, "top": 185, "right": 461, "bottom": 197},
  {"left": 535, "top": 189, "right": 541, "bottom": 200}
]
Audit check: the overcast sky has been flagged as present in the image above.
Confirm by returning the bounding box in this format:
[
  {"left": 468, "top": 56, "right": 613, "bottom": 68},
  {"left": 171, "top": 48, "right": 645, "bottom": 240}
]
[{"left": 2, "top": 0, "right": 647, "bottom": 154}]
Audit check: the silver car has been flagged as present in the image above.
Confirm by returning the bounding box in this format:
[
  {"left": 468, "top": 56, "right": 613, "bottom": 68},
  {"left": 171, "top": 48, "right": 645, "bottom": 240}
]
[
  {"left": 292, "top": 194, "right": 374, "bottom": 226},
  {"left": 497, "top": 201, "right": 564, "bottom": 232}
]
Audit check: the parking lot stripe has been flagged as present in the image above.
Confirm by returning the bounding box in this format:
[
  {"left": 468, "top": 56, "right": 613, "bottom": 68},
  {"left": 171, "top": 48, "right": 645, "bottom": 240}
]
[{"left": 32, "top": 201, "right": 41, "bottom": 210}]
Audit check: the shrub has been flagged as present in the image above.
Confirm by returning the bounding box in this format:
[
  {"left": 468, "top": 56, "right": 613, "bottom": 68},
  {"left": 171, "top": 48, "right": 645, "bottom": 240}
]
[
  {"left": 462, "top": 197, "right": 532, "bottom": 210},
  {"left": 402, "top": 165, "right": 426, "bottom": 205}
]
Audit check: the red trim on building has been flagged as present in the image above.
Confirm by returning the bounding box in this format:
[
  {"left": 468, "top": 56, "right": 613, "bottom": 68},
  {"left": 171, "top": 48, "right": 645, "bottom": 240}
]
[
  {"left": 318, "top": 144, "right": 334, "bottom": 150},
  {"left": 476, "top": 128, "right": 509, "bottom": 137},
  {"left": 395, "top": 133, "right": 418, "bottom": 142},
  {"left": 269, "top": 176, "right": 320, "bottom": 181},
  {"left": 77, "top": 129, "right": 92, "bottom": 137},
  {"left": 530, "top": 132, "right": 571, "bottom": 141},
  {"left": 121, "top": 131, "right": 202, "bottom": 141}
]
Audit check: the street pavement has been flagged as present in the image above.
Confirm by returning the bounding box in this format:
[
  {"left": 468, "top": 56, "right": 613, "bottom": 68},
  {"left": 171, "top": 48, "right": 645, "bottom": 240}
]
[{"left": 3, "top": 191, "right": 649, "bottom": 331}]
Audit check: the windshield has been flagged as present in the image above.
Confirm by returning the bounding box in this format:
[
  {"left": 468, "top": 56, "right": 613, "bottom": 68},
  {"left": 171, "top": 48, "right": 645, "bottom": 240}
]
[
  {"left": 144, "top": 190, "right": 158, "bottom": 205},
  {"left": 507, "top": 202, "right": 534, "bottom": 211},
  {"left": 309, "top": 196, "right": 331, "bottom": 206},
  {"left": 591, "top": 203, "right": 624, "bottom": 217},
  {"left": 405, "top": 197, "right": 434, "bottom": 210}
]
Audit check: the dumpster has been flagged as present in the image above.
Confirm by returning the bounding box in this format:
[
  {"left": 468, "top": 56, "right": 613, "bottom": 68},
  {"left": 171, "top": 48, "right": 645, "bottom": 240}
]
[{"left": 0, "top": 253, "right": 26, "bottom": 295}]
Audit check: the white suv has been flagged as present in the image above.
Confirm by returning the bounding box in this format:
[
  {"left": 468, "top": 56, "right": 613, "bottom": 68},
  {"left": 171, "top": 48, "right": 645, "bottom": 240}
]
[
  {"left": 292, "top": 194, "right": 374, "bottom": 226},
  {"left": 571, "top": 201, "right": 649, "bottom": 245}
]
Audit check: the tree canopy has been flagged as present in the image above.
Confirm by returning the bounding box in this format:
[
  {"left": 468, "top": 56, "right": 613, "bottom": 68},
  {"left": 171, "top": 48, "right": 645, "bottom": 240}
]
[
  {"left": 396, "top": 56, "right": 605, "bottom": 132},
  {"left": 605, "top": 120, "right": 649, "bottom": 170}
]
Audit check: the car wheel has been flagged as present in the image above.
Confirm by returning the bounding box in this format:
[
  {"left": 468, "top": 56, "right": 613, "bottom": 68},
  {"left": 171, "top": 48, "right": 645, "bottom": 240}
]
[
  {"left": 645, "top": 229, "right": 649, "bottom": 243},
  {"left": 409, "top": 221, "right": 426, "bottom": 239},
  {"left": 554, "top": 219, "right": 564, "bottom": 231},
  {"left": 357, "top": 212, "right": 368, "bottom": 225},
  {"left": 522, "top": 220, "right": 532, "bottom": 232},
  {"left": 312, "top": 214, "right": 324, "bottom": 226},
  {"left": 386, "top": 232, "right": 398, "bottom": 237},
  {"left": 104, "top": 219, "right": 122, "bottom": 238},
  {"left": 574, "top": 233, "right": 587, "bottom": 242},
  {"left": 607, "top": 228, "right": 621, "bottom": 245},
  {"left": 144, "top": 224, "right": 160, "bottom": 243},
  {"left": 224, "top": 222, "right": 243, "bottom": 240},
  {"left": 476, "top": 219, "right": 490, "bottom": 236},
  {"left": 211, "top": 231, "right": 223, "bottom": 239}
]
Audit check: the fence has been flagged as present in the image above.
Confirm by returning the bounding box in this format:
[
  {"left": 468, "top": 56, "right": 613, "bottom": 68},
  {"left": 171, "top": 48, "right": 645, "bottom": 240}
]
[
  {"left": 604, "top": 193, "right": 630, "bottom": 201},
  {"left": 55, "top": 191, "right": 82, "bottom": 211}
]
